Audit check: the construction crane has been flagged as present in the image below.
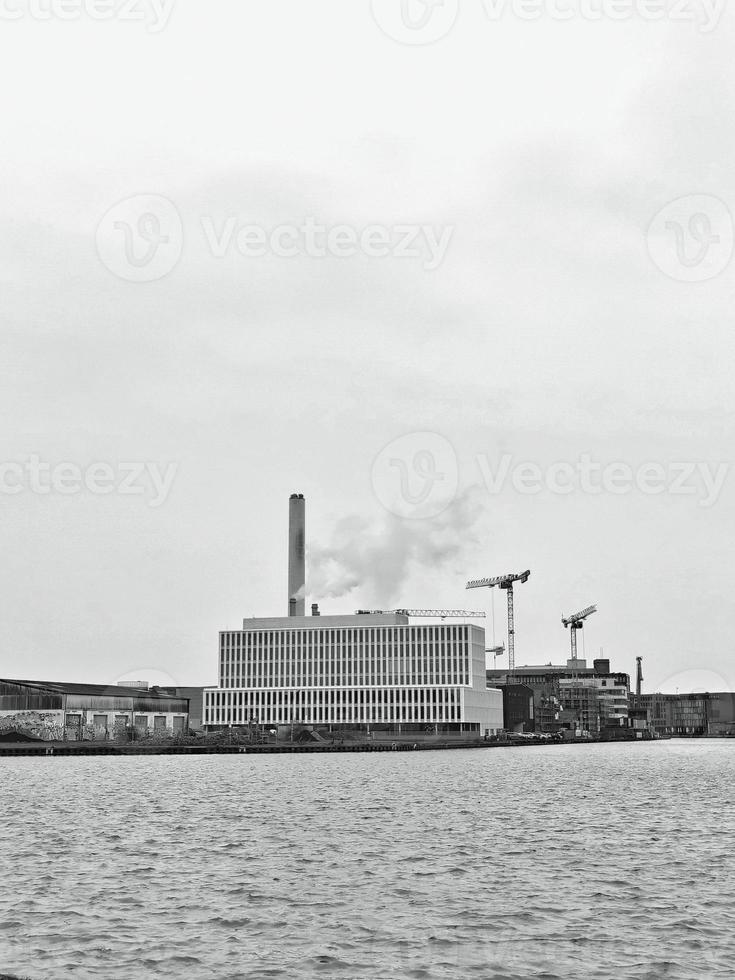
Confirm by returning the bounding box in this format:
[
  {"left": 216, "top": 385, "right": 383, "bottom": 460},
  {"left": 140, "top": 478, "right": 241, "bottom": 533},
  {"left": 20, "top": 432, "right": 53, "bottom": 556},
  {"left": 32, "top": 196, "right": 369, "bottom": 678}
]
[
  {"left": 486, "top": 643, "right": 506, "bottom": 668},
  {"left": 561, "top": 604, "right": 597, "bottom": 659},
  {"left": 355, "top": 608, "right": 486, "bottom": 618},
  {"left": 466, "top": 570, "right": 531, "bottom": 678},
  {"left": 636, "top": 656, "right": 643, "bottom": 697}
]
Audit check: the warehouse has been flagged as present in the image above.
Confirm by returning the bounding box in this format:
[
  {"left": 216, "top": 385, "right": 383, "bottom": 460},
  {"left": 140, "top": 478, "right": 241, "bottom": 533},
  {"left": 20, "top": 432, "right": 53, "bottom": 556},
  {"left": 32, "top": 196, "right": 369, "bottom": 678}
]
[{"left": 0, "top": 679, "right": 189, "bottom": 738}]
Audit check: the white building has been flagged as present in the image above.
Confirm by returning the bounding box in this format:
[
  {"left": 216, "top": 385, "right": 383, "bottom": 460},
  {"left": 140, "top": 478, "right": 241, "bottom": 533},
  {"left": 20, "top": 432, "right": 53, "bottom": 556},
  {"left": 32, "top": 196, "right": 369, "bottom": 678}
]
[{"left": 203, "top": 612, "right": 503, "bottom": 736}]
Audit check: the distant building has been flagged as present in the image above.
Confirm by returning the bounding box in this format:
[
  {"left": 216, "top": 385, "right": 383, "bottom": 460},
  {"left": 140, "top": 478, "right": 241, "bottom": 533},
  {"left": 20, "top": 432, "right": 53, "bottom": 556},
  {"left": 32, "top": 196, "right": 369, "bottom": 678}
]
[
  {"left": 204, "top": 612, "right": 503, "bottom": 736},
  {"left": 707, "top": 693, "right": 735, "bottom": 735},
  {"left": 631, "top": 692, "right": 735, "bottom": 737},
  {"left": 498, "top": 683, "right": 535, "bottom": 733},
  {"left": 0, "top": 679, "right": 189, "bottom": 736},
  {"left": 153, "top": 686, "right": 205, "bottom": 729},
  {"left": 487, "top": 658, "right": 630, "bottom": 736}
]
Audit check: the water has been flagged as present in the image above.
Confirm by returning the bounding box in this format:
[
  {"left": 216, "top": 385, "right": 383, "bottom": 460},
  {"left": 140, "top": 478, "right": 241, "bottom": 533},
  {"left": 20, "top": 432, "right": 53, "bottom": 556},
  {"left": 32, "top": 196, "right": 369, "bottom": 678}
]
[{"left": 1, "top": 741, "right": 734, "bottom": 980}]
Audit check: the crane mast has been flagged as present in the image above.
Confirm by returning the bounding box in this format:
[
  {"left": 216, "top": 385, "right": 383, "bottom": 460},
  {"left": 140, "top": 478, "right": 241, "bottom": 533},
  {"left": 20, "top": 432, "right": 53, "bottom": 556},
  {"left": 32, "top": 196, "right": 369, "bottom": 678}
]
[{"left": 466, "top": 570, "right": 531, "bottom": 680}]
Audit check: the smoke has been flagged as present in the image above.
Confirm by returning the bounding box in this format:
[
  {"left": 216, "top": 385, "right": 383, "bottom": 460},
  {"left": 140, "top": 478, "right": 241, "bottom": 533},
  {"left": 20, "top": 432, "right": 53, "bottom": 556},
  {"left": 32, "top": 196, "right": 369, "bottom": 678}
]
[{"left": 307, "top": 487, "right": 487, "bottom": 607}]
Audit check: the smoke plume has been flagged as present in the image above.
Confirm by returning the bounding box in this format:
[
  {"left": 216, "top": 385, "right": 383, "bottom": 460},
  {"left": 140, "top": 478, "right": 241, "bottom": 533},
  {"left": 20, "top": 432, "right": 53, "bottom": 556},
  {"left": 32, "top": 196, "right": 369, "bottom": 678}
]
[{"left": 307, "top": 488, "right": 487, "bottom": 607}]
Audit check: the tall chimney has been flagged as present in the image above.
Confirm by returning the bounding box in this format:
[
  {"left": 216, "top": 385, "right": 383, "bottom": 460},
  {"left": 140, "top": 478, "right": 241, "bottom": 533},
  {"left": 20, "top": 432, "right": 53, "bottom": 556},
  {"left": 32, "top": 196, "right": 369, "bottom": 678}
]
[{"left": 288, "top": 493, "right": 306, "bottom": 616}]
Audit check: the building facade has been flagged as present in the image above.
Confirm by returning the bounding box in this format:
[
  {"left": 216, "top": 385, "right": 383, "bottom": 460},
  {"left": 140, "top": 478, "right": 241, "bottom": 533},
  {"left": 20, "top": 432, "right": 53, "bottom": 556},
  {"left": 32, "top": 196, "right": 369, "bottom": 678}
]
[
  {"left": 498, "top": 683, "right": 535, "bottom": 733},
  {"left": 152, "top": 686, "right": 205, "bottom": 729},
  {"left": 0, "top": 679, "right": 189, "bottom": 737},
  {"left": 706, "top": 693, "right": 735, "bottom": 735},
  {"left": 204, "top": 613, "right": 503, "bottom": 735},
  {"left": 630, "top": 692, "right": 735, "bottom": 737},
  {"left": 559, "top": 672, "right": 630, "bottom": 736},
  {"left": 487, "top": 659, "right": 630, "bottom": 735}
]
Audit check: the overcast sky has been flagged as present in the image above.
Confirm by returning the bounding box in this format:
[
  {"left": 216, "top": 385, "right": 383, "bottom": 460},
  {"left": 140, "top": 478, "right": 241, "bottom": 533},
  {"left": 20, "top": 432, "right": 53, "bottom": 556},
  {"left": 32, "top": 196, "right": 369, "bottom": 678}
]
[{"left": 1, "top": 1, "right": 733, "bottom": 694}]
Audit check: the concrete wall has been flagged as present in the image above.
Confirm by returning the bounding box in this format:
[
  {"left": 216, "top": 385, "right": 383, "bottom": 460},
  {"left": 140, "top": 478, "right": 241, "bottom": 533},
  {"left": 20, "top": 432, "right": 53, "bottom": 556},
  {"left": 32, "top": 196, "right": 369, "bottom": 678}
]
[
  {"left": 461, "top": 687, "right": 503, "bottom": 733},
  {"left": 0, "top": 708, "right": 187, "bottom": 733}
]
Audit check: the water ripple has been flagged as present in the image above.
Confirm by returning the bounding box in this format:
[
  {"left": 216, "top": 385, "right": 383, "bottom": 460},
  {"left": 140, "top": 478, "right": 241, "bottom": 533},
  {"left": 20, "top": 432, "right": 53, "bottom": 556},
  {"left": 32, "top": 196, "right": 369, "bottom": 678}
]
[{"left": 1, "top": 744, "right": 735, "bottom": 979}]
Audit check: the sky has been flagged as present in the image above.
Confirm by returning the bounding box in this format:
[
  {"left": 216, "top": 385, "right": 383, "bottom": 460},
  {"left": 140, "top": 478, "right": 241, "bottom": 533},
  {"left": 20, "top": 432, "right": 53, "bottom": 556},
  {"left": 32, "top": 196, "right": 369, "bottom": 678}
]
[{"left": 1, "top": 0, "right": 733, "bottom": 694}]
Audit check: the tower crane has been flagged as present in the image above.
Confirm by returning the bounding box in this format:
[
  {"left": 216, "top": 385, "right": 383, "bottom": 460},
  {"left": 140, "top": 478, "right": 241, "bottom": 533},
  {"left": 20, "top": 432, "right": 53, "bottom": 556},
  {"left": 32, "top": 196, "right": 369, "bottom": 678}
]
[
  {"left": 486, "top": 643, "right": 506, "bottom": 668},
  {"left": 561, "top": 604, "right": 597, "bottom": 659},
  {"left": 466, "top": 570, "right": 531, "bottom": 678}
]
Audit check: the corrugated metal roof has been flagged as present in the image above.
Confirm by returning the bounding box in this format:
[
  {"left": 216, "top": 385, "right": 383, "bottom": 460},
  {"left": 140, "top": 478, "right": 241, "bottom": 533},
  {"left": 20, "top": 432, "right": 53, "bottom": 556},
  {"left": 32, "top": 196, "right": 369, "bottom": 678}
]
[{"left": 1, "top": 679, "right": 180, "bottom": 700}]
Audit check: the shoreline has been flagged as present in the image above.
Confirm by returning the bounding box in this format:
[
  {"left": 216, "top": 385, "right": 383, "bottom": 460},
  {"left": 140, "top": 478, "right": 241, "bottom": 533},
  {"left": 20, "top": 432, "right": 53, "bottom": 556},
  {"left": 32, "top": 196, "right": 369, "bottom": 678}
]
[{"left": 0, "top": 735, "right": 664, "bottom": 758}]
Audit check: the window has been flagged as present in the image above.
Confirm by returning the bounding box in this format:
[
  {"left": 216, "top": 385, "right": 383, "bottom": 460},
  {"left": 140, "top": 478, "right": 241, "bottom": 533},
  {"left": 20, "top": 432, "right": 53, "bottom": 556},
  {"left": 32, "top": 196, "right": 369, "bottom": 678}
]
[
  {"left": 134, "top": 715, "right": 148, "bottom": 729},
  {"left": 154, "top": 716, "right": 167, "bottom": 730},
  {"left": 93, "top": 714, "right": 108, "bottom": 729}
]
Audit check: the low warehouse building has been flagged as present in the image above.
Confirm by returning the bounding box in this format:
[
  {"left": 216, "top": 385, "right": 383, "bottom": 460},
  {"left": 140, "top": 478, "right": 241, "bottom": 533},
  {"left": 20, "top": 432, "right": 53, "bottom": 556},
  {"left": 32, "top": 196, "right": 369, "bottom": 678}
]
[{"left": 0, "top": 679, "right": 189, "bottom": 738}]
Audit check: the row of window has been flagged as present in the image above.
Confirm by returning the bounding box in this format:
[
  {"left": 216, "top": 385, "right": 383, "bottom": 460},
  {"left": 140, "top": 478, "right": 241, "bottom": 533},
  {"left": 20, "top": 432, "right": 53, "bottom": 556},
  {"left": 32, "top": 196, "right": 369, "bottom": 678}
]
[
  {"left": 204, "top": 686, "right": 465, "bottom": 726},
  {"left": 219, "top": 625, "right": 476, "bottom": 690}
]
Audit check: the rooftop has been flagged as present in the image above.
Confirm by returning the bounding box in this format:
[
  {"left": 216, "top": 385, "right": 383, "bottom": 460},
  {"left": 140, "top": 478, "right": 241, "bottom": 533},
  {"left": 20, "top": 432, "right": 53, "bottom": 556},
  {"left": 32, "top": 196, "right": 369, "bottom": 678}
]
[
  {"left": 239, "top": 613, "right": 412, "bottom": 630},
  {"left": 1, "top": 679, "right": 181, "bottom": 699}
]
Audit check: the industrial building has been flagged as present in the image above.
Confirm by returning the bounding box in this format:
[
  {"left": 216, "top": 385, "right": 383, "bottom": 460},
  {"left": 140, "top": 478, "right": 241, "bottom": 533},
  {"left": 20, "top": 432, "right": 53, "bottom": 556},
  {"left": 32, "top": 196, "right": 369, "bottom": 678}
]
[
  {"left": 151, "top": 686, "right": 204, "bottom": 729},
  {"left": 630, "top": 692, "right": 735, "bottom": 737},
  {"left": 0, "top": 679, "right": 190, "bottom": 737},
  {"left": 205, "top": 612, "right": 503, "bottom": 735},
  {"left": 203, "top": 494, "right": 503, "bottom": 736},
  {"left": 487, "top": 659, "right": 630, "bottom": 736}
]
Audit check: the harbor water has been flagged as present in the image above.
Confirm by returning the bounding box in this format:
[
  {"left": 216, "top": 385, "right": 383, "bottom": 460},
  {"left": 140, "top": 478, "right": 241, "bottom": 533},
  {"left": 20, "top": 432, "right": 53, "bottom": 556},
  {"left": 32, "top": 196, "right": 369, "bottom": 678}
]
[{"left": 1, "top": 741, "right": 734, "bottom": 980}]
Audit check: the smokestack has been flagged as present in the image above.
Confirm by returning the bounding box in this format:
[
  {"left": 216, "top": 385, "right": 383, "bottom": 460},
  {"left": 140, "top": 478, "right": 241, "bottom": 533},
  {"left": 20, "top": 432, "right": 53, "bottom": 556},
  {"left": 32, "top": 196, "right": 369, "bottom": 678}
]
[
  {"left": 311, "top": 603, "right": 320, "bottom": 617},
  {"left": 288, "top": 493, "right": 306, "bottom": 616}
]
